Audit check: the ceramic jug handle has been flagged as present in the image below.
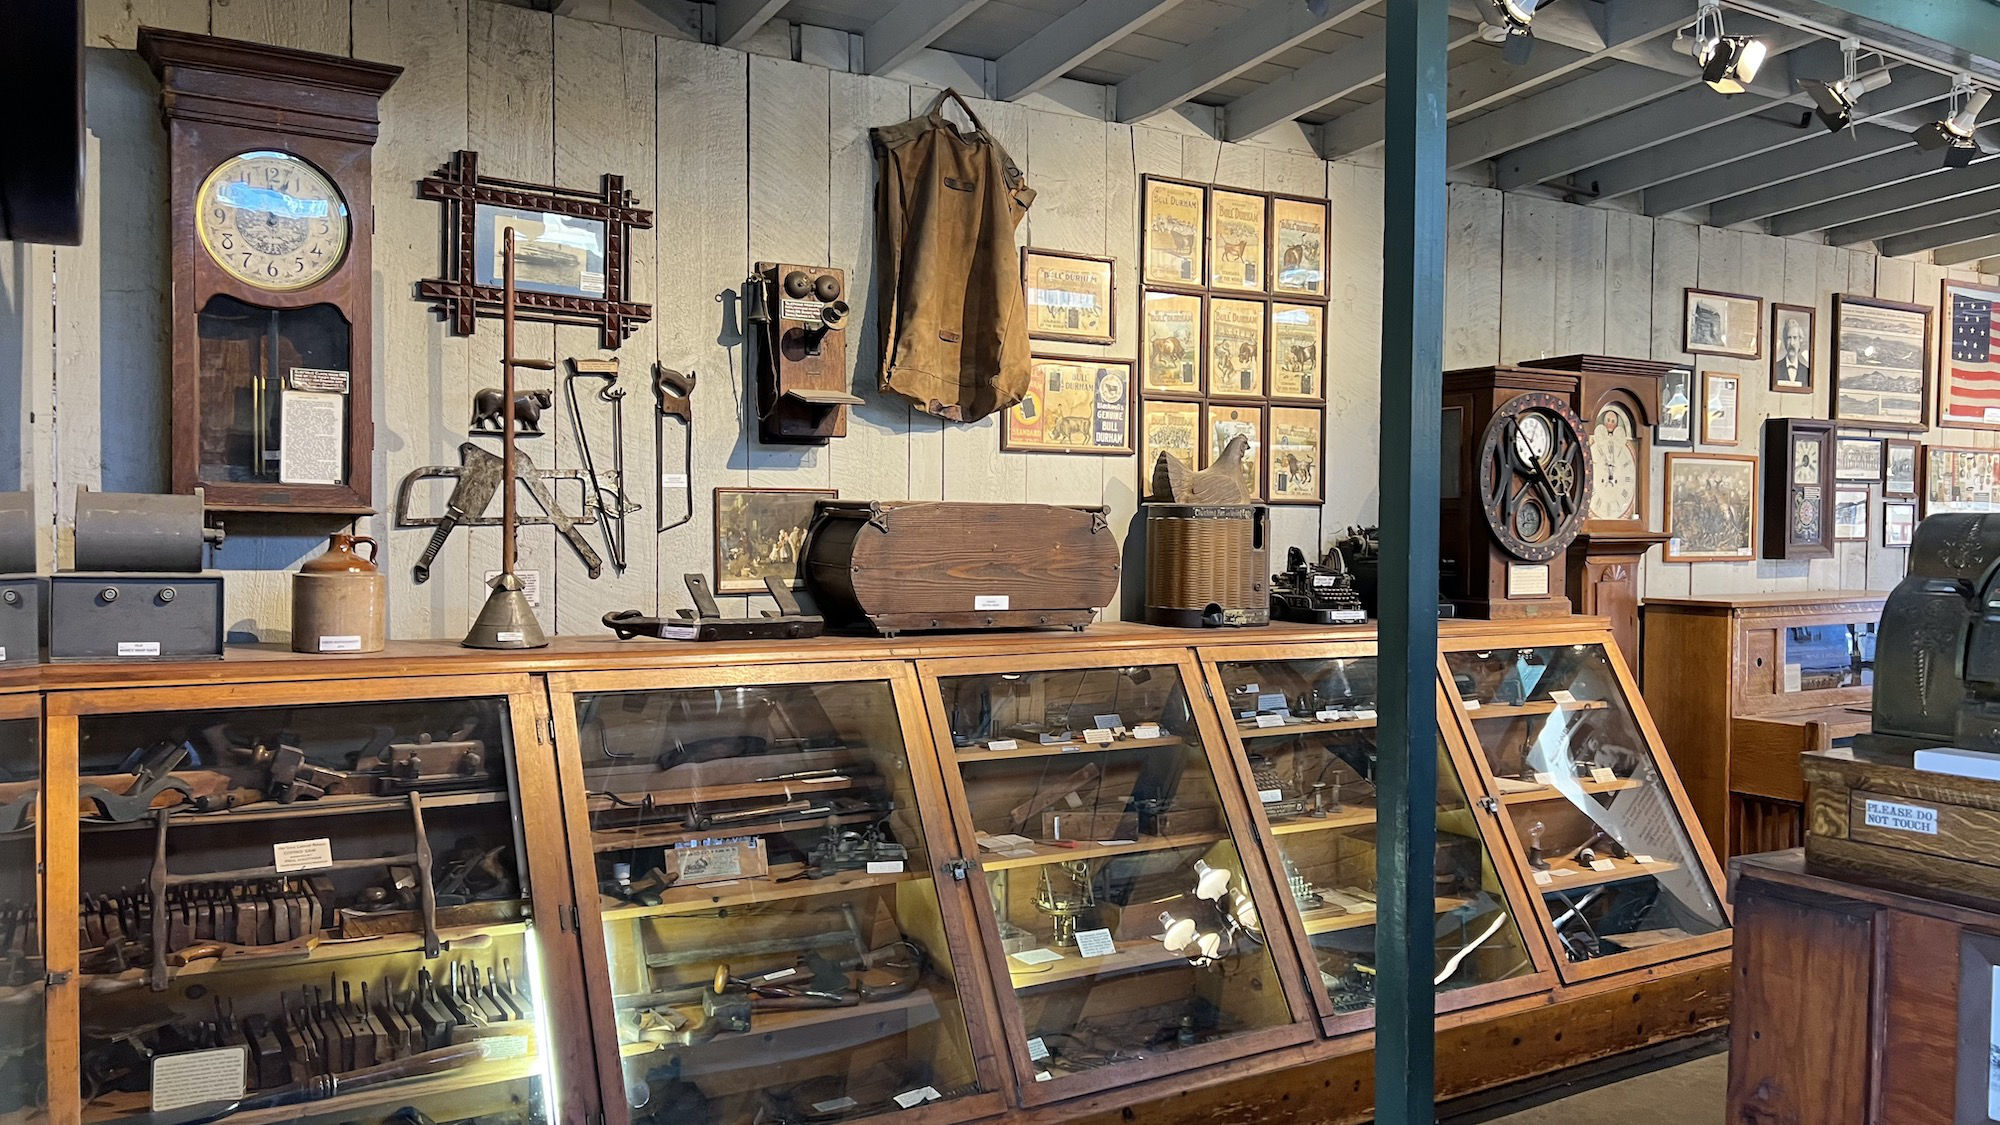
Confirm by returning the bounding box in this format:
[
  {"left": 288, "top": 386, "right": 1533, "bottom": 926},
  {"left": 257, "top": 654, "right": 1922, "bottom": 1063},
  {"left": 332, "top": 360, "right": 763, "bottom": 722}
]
[{"left": 352, "top": 536, "right": 379, "bottom": 563}]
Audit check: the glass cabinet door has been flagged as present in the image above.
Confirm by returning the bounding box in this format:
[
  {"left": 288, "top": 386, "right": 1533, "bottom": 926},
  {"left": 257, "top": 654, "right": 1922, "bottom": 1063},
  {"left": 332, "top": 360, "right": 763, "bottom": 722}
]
[
  {"left": 1446, "top": 642, "right": 1730, "bottom": 981},
  {"left": 1204, "top": 650, "right": 1543, "bottom": 1030},
  {"left": 922, "top": 655, "right": 1307, "bottom": 1100},
  {"left": 0, "top": 696, "right": 42, "bottom": 1118},
  {"left": 553, "top": 667, "right": 997, "bottom": 1125},
  {"left": 56, "top": 680, "right": 558, "bottom": 1125}
]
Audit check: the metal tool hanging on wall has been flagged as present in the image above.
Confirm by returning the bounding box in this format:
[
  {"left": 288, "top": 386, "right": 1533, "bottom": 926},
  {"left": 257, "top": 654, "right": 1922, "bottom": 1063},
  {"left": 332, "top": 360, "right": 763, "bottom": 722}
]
[
  {"left": 565, "top": 358, "right": 641, "bottom": 573},
  {"left": 395, "top": 444, "right": 604, "bottom": 583},
  {"left": 655, "top": 364, "right": 695, "bottom": 534}
]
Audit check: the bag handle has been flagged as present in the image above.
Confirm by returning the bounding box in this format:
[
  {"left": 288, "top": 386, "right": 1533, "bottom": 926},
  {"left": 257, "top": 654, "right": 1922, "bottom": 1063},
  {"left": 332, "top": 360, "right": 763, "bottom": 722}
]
[{"left": 926, "top": 88, "right": 987, "bottom": 136}]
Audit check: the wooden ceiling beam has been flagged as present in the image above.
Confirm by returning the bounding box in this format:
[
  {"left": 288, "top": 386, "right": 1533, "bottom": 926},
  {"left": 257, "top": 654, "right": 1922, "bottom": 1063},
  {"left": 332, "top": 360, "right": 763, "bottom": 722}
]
[
  {"left": 1112, "top": 0, "right": 1378, "bottom": 123},
  {"left": 995, "top": 0, "right": 1188, "bottom": 101},
  {"left": 862, "top": 0, "right": 993, "bottom": 76}
]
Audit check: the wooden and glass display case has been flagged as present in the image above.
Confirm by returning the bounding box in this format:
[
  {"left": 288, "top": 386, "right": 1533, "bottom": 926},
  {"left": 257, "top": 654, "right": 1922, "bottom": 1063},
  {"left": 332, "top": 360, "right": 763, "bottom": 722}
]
[
  {"left": 917, "top": 651, "right": 1315, "bottom": 1102},
  {"left": 547, "top": 663, "right": 1009, "bottom": 1125},
  {"left": 1444, "top": 635, "right": 1729, "bottom": 982},
  {"left": 0, "top": 694, "right": 42, "bottom": 1120},
  {"left": 1197, "top": 643, "right": 1550, "bottom": 1033}
]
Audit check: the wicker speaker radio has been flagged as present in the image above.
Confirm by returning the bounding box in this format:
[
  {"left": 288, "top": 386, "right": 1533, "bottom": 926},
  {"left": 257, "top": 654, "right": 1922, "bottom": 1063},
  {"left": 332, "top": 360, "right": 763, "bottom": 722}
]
[{"left": 1144, "top": 503, "right": 1270, "bottom": 628}]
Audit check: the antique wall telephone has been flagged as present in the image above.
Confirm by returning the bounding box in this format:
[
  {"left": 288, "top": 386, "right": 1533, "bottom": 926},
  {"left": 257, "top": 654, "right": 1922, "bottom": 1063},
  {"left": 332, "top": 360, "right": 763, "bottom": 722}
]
[{"left": 745, "top": 263, "right": 863, "bottom": 444}]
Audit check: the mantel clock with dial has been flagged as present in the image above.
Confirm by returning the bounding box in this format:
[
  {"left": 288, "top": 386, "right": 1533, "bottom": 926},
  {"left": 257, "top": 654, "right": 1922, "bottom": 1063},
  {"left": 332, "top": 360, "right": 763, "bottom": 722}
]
[{"left": 140, "top": 29, "right": 401, "bottom": 515}]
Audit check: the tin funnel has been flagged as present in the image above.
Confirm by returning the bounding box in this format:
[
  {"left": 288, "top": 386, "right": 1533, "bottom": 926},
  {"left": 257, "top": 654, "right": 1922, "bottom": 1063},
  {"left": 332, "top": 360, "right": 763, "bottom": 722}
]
[{"left": 462, "top": 572, "right": 547, "bottom": 649}]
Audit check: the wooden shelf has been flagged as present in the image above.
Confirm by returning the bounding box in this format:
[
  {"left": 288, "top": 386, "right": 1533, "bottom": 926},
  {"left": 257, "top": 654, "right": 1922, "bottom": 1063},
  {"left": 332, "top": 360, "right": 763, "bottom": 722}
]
[
  {"left": 1466, "top": 699, "right": 1610, "bottom": 721},
  {"left": 978, "top": 831, "right": 1225, "bottom": 872},
  {"left": 1235, "top": 715, "right": 1376, "bottom": 738},
  {"left": 1268, "top": 806, "right": 1378, "bottom": 835},
  {"left": 617, "top": 988, "right": 936, "bottom": 1057},
  {"left": 1007, "top": 941, "right": 1189, "bottom": 991},
  {"left": 584, "top": 772, "right": 864, "bottom": 810},
  {"left": 599, "top": 863, "right": 919, "bottom": 921},
  {"left": 591, "top": 810, "right": 880, "bottom": 853},
  {"left": 1534, "top": 857, "right": 1681, "bottom": 892},
  {"left": 1299, "top": 894, "right": 1471, "bottom": 936},
  {"left": 80, "top": 789, "right": 510, "bottom": 832},
  {"left": 956, "top": 734, "right": 1185, "bottom": 763},
  {"left": 1496, "top": 777, "right": 1643, "bottom": 805},
  {"left": 78, "top": 921, "right": 532, "bottom": 990},
  {"left": 82, "top": 1055, "right": 542, "bottom": 1125}
]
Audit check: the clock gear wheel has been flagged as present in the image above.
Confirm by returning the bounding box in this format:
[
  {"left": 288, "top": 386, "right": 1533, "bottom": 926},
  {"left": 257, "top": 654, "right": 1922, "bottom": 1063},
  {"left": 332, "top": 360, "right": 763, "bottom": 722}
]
[{"left": 1477, "top": 392, "right": 1593, "bottom": 563}]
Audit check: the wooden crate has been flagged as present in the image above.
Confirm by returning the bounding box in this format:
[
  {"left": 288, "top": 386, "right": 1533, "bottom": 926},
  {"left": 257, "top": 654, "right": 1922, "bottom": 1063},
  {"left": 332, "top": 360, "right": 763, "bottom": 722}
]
[{"left": 1805, "top": 747, "right": 2000, "bottom": 905}]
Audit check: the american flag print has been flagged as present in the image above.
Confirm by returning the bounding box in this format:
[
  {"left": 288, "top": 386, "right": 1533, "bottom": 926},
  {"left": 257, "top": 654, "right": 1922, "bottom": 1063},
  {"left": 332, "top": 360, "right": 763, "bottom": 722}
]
[{"left": 1947, "top": 288, "right": 2000, "bottom": 424}]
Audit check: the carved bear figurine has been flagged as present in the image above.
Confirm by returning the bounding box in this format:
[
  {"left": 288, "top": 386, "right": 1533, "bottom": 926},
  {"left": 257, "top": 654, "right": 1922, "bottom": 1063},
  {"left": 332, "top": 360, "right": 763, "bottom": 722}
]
[{"left": 470, "top": 388, "right": 553, "bottom": 434}]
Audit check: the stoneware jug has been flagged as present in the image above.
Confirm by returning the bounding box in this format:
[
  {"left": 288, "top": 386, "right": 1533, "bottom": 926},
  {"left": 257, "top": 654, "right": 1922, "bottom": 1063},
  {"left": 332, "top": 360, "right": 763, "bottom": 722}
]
[{"left": 292, "top": 533, "right": 388, "bottom": 653}]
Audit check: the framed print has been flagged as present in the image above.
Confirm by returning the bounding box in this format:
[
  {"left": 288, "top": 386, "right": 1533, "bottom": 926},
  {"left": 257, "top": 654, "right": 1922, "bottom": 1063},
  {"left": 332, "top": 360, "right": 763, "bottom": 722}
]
[
  {"left": 1141, "top": 176, "right": 1205, "bottom": 288},
  {"left": 1770, "top": 302, "right": 1815, "bottom": 393},
  {"left": 1003, "top": 356, "right": 1133, "bottom": 455},
  {"left": 1833, "top": 293, "right": 1932, "bottom": 431},
  {"left": 1657, "top": 364, "right": 1695, "bottom": 447},
  {"left": 1267, "top": 406, "right": 1323, "bottom": 504},
  {"left": 1939, "top": 277, "right": 2000, "bottom": 429},
  {"left": 1269, "top": 195, "right": 1328, "bottom": 298},
  {"left": 1140, "top": 290, "right": 1203, "bottom": 395},
  {"left": 1204, "top": 402, "right": 1265, "bottom": 500},
  {"left": 1207, "top": 187, "right": 1267, "bottom": 292},
  {"left": 1834, "top": 435, "right": 1884, "bottom": 482},
  {"left": 1139, "top": 398, "right": 1202, "bottom": 487},
  {"left": 712, "top": 487, "right": 837, "bottom": 594},
  {"left": 1761, "top": 418, "right": 1832, "bottom": 560},
  {"left": 1702, "top": 371, "right": 1740, "bottom": 445},
  {"left": 1884, "top": 438, "right": 1919, "bottom": 499},
  {"left": 1883, "top": 500, "right": 1916, "bottom": 547},
  {"left": 1834, "top": 486, "right": 1869, "bottom": 541},
  {"left": 1664, "top": 452, "right": 1758, "bottom": 563},
  {"left": 1684, "top": 287, "right": 1763, "bottom": 360},
  {"left": 1206, "top": 297, "right": 1267, "bottom": 398},
  {"left": 1269, "top": 302, "right": 1325, "bottom": 401},
  {"left": 1021, "top": 248, "right": 1115, "bottom": 345},
  {"left": 1924, "top": 446, "right": 2000, "bottom": 516}
]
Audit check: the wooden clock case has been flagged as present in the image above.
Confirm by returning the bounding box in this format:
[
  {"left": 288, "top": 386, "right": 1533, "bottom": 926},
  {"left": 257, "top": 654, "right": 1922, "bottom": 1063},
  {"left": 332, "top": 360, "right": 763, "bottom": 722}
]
[
  {"left": 1441, "top": 365, "right": 1586, "bottom": 619},
  {"left": 139, "top": 29, "right": 401, "bottom": 515}
]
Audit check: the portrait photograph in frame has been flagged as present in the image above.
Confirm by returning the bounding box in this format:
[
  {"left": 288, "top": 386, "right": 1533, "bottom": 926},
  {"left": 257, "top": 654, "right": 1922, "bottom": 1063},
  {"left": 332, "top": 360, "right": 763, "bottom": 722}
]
[
  {"left": 1883, "top": 500, "right": 1916, "bottom": 547},
  {"left": 1140, "top": 175, "right": 1205, "bottom": 288},
  {"left": 1140, "top": 290, "right": 1203, "bottom": 395},
  {"left": 1685, "top": 287, "right": 1763, "bottom": 360},
  {"left": 1702, "top": 371, "right": 1740, "bottom": 445},
  {"left": 1884, "top": 438, "right": 1918, "bottom": 499},
  {"left": 1657, "top": 365, "right": 1695, "bottom": 447},
  {"left": 1205, "top": 402, "right": 1265, "bottom": 500},
  {"left": 1269, "top": 195, "right": 1328, "bottom": 298},
  {"left": 1139, "top": 398, "right": 1202, "bottom": 485},
  {"left": 1833, "top": 293, "right": 1932, "bottom": 431},
  {"left": 1267, "top": 406, "right": 1324, "bottom": 504},
  {"left": 1207, "top": 187, "right": 1267, "bottom": 292},
  {"left": 1021, "top": 248, "right": 1115, "bottom": 345},
  {"left": 1206, "top": 296, "right": 1267, "bottom": 399},
  {"left": 1834, "top": 435, "right": 1884, "bottom": 482},
  {"left": 1770, "top": 302, "right": 1815, "bottom": 393},
  {"left": 1665, "top": 452, "right": 1758, "bottom": 563},
  {"left": 1833, "top": 486, "right": 1869, "bottom": 541},
  {"left": 713, "top": 487, "right": 838, "bottom": 595},
  {"left": 1003, "top": 356, "right": 1133, "bottom": 455},
  {"left": 1939, "top": 277, "right": 2000, "bottom": 430},
  {"left": 1269, "top": 302, "right": 1325, "bottom": 401}
]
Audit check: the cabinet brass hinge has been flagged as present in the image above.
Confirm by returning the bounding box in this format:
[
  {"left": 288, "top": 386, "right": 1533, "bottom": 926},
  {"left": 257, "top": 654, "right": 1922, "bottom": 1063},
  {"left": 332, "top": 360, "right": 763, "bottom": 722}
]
[{"left": 44, "top": 970, "right": 70, "bottom": 988}]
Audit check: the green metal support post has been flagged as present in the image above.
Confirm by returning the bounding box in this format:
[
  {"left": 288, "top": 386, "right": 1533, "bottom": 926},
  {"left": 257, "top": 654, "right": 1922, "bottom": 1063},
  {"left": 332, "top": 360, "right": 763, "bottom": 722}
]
[{"left": 1375, "top": 0, "right": 1449, "bottom": 1122}]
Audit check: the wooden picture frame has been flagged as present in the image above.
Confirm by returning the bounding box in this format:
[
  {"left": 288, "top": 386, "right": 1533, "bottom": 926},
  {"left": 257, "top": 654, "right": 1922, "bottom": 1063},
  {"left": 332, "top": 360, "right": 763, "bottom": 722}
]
[
  {"left": 1833, "top": 293, "right": 1932, "bottom": 431},
  {"left": 1021, "top": 248, "right": 1115, "bottom": 345},
  {"left": 1268, "top": 194, "right": 1328, "bottom": 298},
  {"left": 1138, "top": 397, "right": 1202, "bottom": 493},
  {"left": 1268, "top": 302, "right": 1324, "bottom": 401},
  {"left": 1833, "top": 486, "right": 1869, "bottom": 541},
  {"left": 1938, "top": 277, "right": 2000, "bottom": 430},
  {"left": 1656, "top": 365, "right": 1695, "bottom": 448},
  {"left": 1923, "top": 445, "right": 2000, "bottom": 517},
  {"left": 1770, "top": 302, "right": 1815, "bottom": 393},
  {"left": 1684, "top": 287, "right": 1763, "bottom": 360},
  {"left": 1205, "top": 296, "right": 1267, "bottom": 399},
  {"left": 1140, "top": 290, "right": 1204, "bottom": 395},
  {"left": 712, "top": 487, "right": 838, "bottom": 594},
  {"left": 1002, "top": 356, "right": 1134, "bottom": 455},
  {"left": 1266, "top": 406, "right": 1323, "bottom": 504},
  {"left": 1204, "top": 402, "right": 1265, "bottom": 500},
  {"left": 417, "top": 149, "right": 653, "bottom": 349},
  {"left": 1834, "top": 434, "right": 1884, "bottom": 482},
  {"left": 1762, "top": 418, "right": 1833, "bottom": 561},
  {"left": 1883, "top": 500, "right": 1916, "bottom": 547},
  {"left": 1884, "top": 438, "right": 1919, "bottom": 499},
  {"left": 1701, "top": 371, "right": 1740, "bottom": 445},
  {"left": 1140, "top": 175, "right": 1206, "bottom": 289},
  {"left": 1206, "top": 187, "right": 1267, "bottom": 292},
  {"left": 1665, "top": 452, "right": 1759, "bottom": 563}
]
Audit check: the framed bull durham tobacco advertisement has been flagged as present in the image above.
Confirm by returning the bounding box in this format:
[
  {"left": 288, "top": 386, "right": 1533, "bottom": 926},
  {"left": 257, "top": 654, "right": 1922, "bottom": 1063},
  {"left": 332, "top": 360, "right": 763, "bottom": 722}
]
[
  {"left": 1206, "top": 296, "right": 1266, "bottom": 399},
  {"left": 1205, "top": 402, "right": 1265, "bottom": 500},
  {"left": 1141, "top": 175, "right": 1205, "bottom": 289},
  {"left": 1021, "top": 248, "right": 1115, "bottom": 345},
  {"left": 1269, "top": 303, "right": 1325, "bottom": 401},
  {"left": 1141, "top": 290, "right": 1203, "bottom": 395},
  {"left": 1003, "top": 356, "right": 1133, "bottom": 455},
  {"left": 1140, "top": 398, "right": 1202, "bottom": 486},
  {"left": 1207, "top": 187, "right": 1267, "bottom": 293},
  {"left": 1267, "top": 405, "right": 1323, "bottom": 504},
  {"left": 1269, "top": 195, "right": 1328, "bottom": 298}
]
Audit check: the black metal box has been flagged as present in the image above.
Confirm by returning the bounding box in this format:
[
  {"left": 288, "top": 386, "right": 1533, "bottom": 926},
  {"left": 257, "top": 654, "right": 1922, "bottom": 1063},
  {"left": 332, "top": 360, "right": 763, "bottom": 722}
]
[
  {"left": 0, "top": 577, "right": 42, "bottom": 666},
  {"left": 48, "top": 573, "right": 224, "bottom": 662}
]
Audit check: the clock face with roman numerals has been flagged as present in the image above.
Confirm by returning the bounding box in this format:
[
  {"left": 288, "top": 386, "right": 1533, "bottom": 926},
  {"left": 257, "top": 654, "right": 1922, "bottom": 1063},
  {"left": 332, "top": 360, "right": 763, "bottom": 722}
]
[
  {"left": 1477, "top": 392, "right": 1592, "bottom": 562},
  {"left": 196, "top": 150, "right": 350, "bottom": 292}
]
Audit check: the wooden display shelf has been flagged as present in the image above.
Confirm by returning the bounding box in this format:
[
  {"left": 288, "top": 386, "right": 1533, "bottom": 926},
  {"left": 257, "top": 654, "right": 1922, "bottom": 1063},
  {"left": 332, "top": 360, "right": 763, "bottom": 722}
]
[
  {"left": 77, "top": 921, "right": 532, "bottom": 988},
  {"left": 1466, "top": 699, "right": 1610, "bottom": 721},
  {"left": 599, "top": 864, "right": 919, "bottom": 921},
  {"left": 1533, "top": 856, "right": 1680, "bottom": 891},
  {"left": 81, "top": 789, "right": 509, "bottom": 832},
  {"left": 81, "top": 1055, "right": 543, "bottom": 1125},
  {"left": 1007, "top": 941, "right": 1188, "bottom": 991},
  {"left": 1299, "top": 894, "right": 1471, "bottom": 936},
  {"left": 957, "top": 734, "right": 1184, "bottom": 763},
  {"left": 1234, "top": 715, "right": 1376, "bottom": 738},
  {"left": 591, "top": 811, "right": 878, "bottom": 853},
  {"left": 1495, "top": 777, "right": 1643, "bottom": 805},
  {"left": 1268, "top": 807, "right": 1378, "bottom": 835},
  {"left": 617, "top": 988, "right": 935, "bottom": 1057},
  {"left": 584, "top": 773, "right": 863, "bottom": 810},
  {"left": 978, "top": 832, "right": 1226, "bottom": 872}
]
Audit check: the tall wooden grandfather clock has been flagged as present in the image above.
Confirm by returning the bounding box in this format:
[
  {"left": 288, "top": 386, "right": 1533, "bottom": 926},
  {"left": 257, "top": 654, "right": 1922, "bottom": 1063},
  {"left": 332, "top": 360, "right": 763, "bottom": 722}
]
[
  {"left": 139, "top": 29, "right": 401, "bottom": 515},
  {"left": 1526, "top": 355, "right": 1675, "bottom": 664}
]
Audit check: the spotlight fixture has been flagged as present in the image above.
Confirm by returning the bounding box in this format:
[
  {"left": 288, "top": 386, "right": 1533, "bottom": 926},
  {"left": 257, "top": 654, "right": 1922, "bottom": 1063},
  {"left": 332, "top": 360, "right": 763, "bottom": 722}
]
[
  {"left": 1476, "top": 0, "right": 1543, "bottom": 65},
  {"left": 1673, "top": 0, "right": 1768, "bottom": 95},
  {"left": 1801, "top": 39, "right": 1893, "bottom": 132},
  {"left": 1916, "top": 77, "right": 1992, "bottom": 168}
]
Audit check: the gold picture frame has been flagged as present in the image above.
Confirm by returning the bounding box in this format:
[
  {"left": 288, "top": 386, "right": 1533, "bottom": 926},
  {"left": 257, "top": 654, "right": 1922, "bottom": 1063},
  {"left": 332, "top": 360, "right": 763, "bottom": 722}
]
[
  {"left": 1141, "top": 290, "right": 1203, "bottom": 395},
  {"left": 1141, "top": 176, "right": 1205, "bottom": 289},
  {"left": 1139, "top": 397, "right": 1202, "bottom": 491},
  {"left": 1002, "top": 356, "right": 1134, "bottom": 455},
  {"left": 1267, "top": 406, "right": 1323, "bottom": 504},
  {"left": 712, "top": 487, "right": 838, "bottom": 595},
  {"left": 1207, "top": 187, "right": 1266, "bottom": 292},
  {"left": 1664, "top": 452, "right": 1758, "bottom": 563},
  {"left": 1204, "top": 402, "right": 1265, "bottom": 500},
  {"left": 1205, "top": 296, "right": 1266, "bottom": 399},
  {"left": 1269, "top": 302, "right": 1324, "bottom": 401},
  {"left": 1269, "top": 195, "right": 1328, "bottom": 298}
]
